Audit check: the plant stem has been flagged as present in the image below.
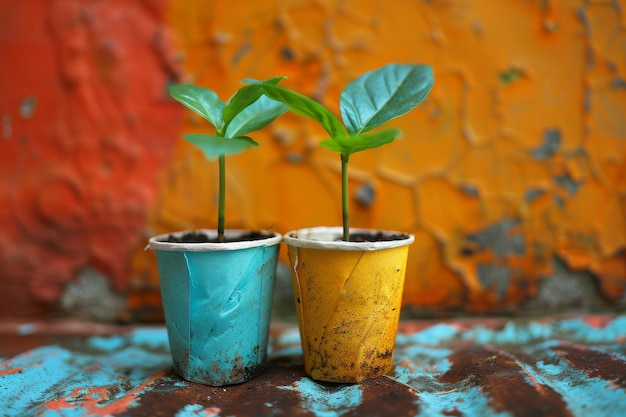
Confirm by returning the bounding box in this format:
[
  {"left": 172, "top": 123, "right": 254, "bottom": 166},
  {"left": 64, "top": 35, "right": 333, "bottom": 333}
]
[
  {"left": 341, "top": 154, "right": 350, "bottom": 241},
  {"left": 218, "top": 154, "right": 226, "bottom": 242}
]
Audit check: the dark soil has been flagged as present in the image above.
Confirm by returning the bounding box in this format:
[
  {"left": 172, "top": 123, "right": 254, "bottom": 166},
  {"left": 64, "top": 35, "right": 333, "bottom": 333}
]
[
  {"left": 344, "top": 231, "right": 410, "bottom": 242},
  {"left": 165, "top": 231, "right": 274, "bottom": 244}
]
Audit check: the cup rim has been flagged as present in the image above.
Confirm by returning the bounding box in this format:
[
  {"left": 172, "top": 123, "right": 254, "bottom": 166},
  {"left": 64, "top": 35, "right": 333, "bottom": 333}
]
[
  {"left": 283, "top": 226, "right": 414, "bottom": 251},
  {"left": 147, "top": 229, "right": 282, "bottom": 252}
]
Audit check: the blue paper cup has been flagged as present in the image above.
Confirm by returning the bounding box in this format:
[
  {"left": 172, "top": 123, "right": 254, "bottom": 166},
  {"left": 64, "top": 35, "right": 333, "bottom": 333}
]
[{"left": 148, "top": 230, "right": 282, "bottom": 385}]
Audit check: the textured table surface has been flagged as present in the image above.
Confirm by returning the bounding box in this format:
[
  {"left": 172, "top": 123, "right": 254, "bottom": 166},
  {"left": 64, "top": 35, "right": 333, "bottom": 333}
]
[{"left": 1, "top": 315, "right": 625, "bottom": 416}]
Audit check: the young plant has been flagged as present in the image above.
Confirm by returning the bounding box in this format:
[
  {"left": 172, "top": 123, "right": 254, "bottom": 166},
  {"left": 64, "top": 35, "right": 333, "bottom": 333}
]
[
  {"left": 247, "top": 64, "right": 434, "bottom": 241},
  {"left": 169, "top": 78, "right": 287, "bottom": 242}
]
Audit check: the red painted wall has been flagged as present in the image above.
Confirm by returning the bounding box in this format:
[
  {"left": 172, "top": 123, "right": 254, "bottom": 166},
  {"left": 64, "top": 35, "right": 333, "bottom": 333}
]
[{"left": 0, "top": 0, "right": 182, "bottom": 317}]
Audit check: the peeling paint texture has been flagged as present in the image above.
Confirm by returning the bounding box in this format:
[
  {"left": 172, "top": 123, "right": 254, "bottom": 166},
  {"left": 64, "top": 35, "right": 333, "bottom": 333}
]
[
  {"left": 1, "top": 316, "right": 625, "bottom": 416},
  {"left": 147, "top": 0, "right": 626, "bottom": 315},
  {"left": 1, "top": 0, "right": 625, "bottom": 318},
  {"left": 0, "top": 0, "right": 182, "bottom": 319}
]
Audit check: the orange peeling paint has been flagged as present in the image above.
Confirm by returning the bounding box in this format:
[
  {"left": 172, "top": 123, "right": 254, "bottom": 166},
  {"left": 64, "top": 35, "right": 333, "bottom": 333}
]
[
  {"left": 107, "top": 0, "right": 626, "bottom": 315},
  {"left": 0, "top": 367, "right": 26, "bottom": 377}
]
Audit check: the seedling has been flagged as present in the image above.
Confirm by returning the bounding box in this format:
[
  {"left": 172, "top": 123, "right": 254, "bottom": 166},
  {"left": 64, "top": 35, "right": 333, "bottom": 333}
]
[
  {"left": 247, "top": 64, "right": 434, "bottom": 241},
  {"left": 169, "top": 78, "right": 287, "bottom": 242}
]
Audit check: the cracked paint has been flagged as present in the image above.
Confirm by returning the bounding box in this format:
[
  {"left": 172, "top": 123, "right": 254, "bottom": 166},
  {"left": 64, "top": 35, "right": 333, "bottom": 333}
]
[{"left": 1, "top": 0, "right": 624, "bottom": 318}]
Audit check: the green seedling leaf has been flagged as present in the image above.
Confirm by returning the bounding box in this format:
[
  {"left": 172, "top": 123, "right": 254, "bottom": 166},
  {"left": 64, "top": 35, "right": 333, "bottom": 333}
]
[
  {"left": 340, "top": 64, "right": 434, "bottom": 136},
  {"left": 320, "top": 128, "right": 401, "bottom": 155},
  {"left": 183, "top": 133, "right": 258, "bottom": 160},
  {"left": 223, "top": 77, "right": 286, "bottom": 127},
  {"left": 225, "top": 95, "right": 288, "bottom": 138},
  {"left": 169, "top": 84, "right": 225, "bottom": 133},
  {"left": 246, "top": 80, "right": 347, "bottom": 139}
]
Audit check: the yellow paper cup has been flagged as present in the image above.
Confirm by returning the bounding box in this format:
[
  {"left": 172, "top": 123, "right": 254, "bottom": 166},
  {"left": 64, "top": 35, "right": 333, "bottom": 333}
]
[{"left": 283, "top": 227, "right": 414, "bottom": 383}]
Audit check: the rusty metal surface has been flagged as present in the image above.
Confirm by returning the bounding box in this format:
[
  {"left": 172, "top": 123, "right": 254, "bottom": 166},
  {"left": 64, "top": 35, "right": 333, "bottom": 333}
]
[{"left": 1, "top": 315, "right": 625, "bottom": 416}]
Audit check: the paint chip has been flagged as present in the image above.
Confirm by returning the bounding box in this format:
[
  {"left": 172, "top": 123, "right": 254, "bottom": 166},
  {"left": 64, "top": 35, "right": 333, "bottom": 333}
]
[
  {"left": 59, "top": 267, "right": 127, "bottom": 322},
  {"left": 464, "top": 219, "right": 525, "bottom": 258},
  {"left": 552, "top": 173, "right": 583, "bottom": 196},
  {"left": 354, "top": 182, "right": 375, "bottom": 207},
  {"left": 498, "top": 67, "right": 525, "bottom": 85},
  {"left": 476, "top": 264, "right": 511, "bottom": 299},
  {"left": 2, "top": 115, "right": 12, "bottom": 139},
  {"left": 19, "top": 95, "right": 36, "bottom": 119},
  {"left": 532, "top": 128, "right": 561, "bottom": 160}
]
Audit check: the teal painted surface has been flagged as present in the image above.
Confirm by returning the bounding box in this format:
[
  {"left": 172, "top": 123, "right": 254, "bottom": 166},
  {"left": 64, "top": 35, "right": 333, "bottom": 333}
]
[
  {"left": 0, "top": 315, "right": 625, "bottom": 416},
  {"left": 156, "top": 242, "right": 280, "bottom": 386},
  {"left": 390, "top": 317, "right": 626, "bottom": 417},
  {"left": 279, "top": 378, "right": 363, "bottom": 417},
  {"left": 0, "top": 329, "right": 171, "bottom": 416}
]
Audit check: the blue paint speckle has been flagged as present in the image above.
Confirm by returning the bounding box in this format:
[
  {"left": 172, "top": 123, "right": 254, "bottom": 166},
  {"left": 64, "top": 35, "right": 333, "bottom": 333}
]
[
  {"left": 87, "top": 334, "right": 125, "bottom": 351},
  {"left": 0, "top": 330, "right": 172, "bottom": 417},
  {"left": 270, "top": 327, "right": 302, "bottom": 357},
  {"left": 558, "top": 316, "right": 626, "bottom": 344},
  {"left": 280, "top": 378, "right": 362, "bottom": 417},
  {"left": 532, "top": 128, "right": 561, "bottom": 160},
  {"left": 17, "top": 323, "right": 35, "bottom": 335},
  {"left": 129, "top": 327, "right": 170, "bottom": 350},
  {"left": 175, "top": 404, "right": 219, "bottom": 417},
  {"left": 276, "top": 327, "right": 301, "bottom": 346},
  {"left": 464, "top": 320, "right": 549, "bottom": 345},
  {"left": 458, "top": 317, "right": 626, "bottom": 346},
  {"left": 396, "top": 324, "right": 458, "bottom": 346},
  {"left": 533, "top": 359, "right": 626, "bottom": 416},
  {"left": 418, "top": 386, "right": 510, "bottom": 417},
  {"left": 161, "top": 375, "right": 190, "bottom": 387},
  {"left": 393, "top": 343, "right": 453, "bottom": 382}
]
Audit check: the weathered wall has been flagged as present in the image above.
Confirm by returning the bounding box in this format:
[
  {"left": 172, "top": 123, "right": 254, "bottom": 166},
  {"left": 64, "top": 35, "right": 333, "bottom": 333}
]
[
  {"left": 1, "top": 0, "right": 625, "bottom": 320},
  {"left": 0, "top": 0, "right": 182, "bottom": 318}
]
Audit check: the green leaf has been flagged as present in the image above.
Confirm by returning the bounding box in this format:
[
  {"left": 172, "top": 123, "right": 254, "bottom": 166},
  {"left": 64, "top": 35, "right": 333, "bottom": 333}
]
[
  {"left": 320, "top": 128, "right": 401, "bottom": 156},
  {"left": 169, "top": 84, "right": 225, "bottom": 133},
  {"left": 225, "top": 95, "right": 287, "bottom": 137},
  {"left": 340, "top": 64, "right": 434, "bottom": 135},
  {"left": 247, "top": 81, "right": 347, "bottom": 139},
  {"left": 223, "top": 77, "right": 285, "bottom": 127},
  {"left": 183, "top": 134, "right": 258, "bottom": 160}
]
